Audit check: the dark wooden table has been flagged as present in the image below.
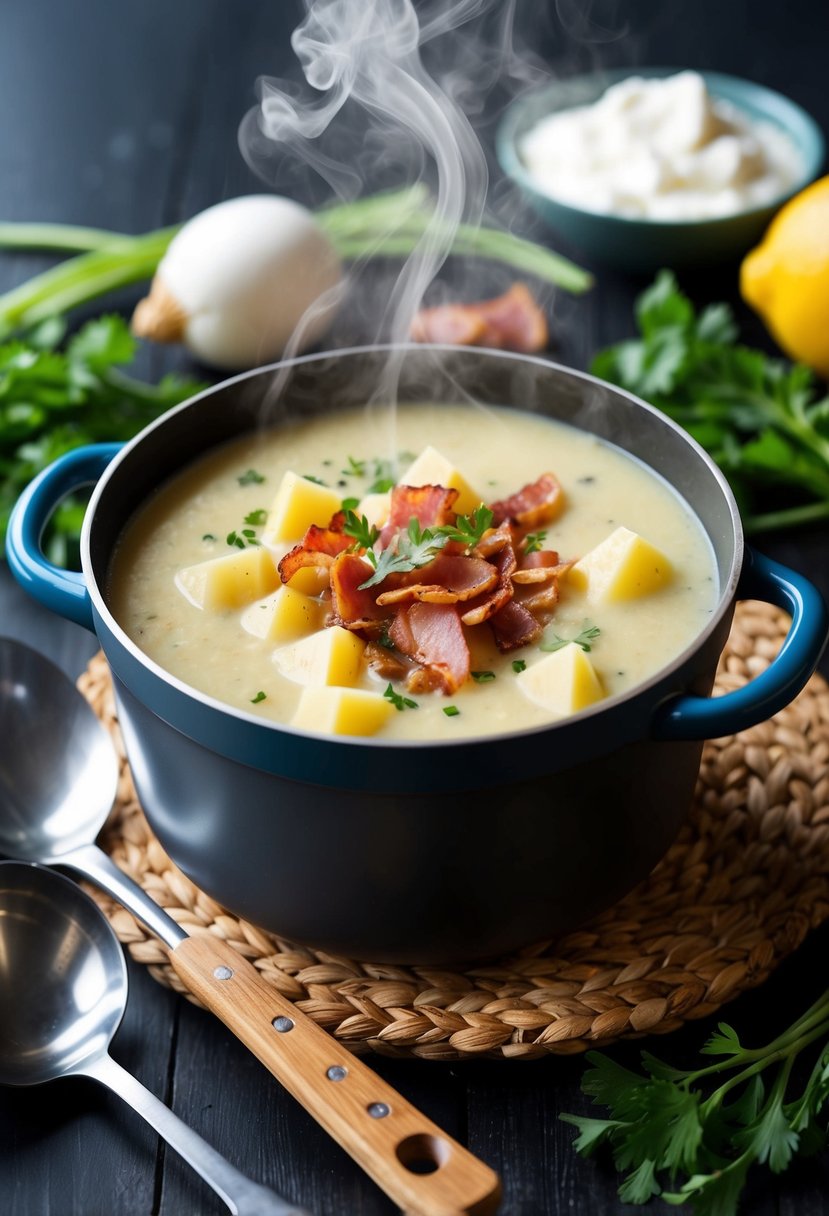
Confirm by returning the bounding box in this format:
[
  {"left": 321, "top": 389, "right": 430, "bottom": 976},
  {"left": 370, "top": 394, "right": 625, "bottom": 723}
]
[{"left": 2, "top": 2, "right": 829, "bottom": 1213}]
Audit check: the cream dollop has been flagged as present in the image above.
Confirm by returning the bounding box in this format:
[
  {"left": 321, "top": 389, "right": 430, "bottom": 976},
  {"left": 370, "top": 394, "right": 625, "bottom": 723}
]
[{"left": 520, "top": 71, "right": 803, "bottom": 221}]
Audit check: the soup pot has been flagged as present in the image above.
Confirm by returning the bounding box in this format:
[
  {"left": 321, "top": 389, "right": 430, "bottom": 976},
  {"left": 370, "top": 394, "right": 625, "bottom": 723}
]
[{"left": 7, "top": 346, "right": 828, "bottom": 963}]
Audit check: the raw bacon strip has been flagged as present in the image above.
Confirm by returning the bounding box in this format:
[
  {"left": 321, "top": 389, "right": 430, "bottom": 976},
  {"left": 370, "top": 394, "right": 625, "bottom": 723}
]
[
  {"left": 460, "top": 542, "right": 517, "bottom": 626},
  {"left": 379, "top": 484, "right": 459, "bottom": 548},
  {"left": 278, "top": 525, "right": 352, "bottom": 584},
  {"left": 489, "top": 600, "right": 543, "bottom": 652},
  {"left": 375, "top": 554, "right": 498, "bottom": 606},
  {"left": 489, "top": 473, "right": 564, "bottom": 529},
  {"left": 329, "top": 553, "right": 389, "bottom": 633},
  {"left": 389, "top": 603, "right": 470, "bottom": 695},
  {"left": 411, "top": 284, "right": 548, "bottom": 353}
]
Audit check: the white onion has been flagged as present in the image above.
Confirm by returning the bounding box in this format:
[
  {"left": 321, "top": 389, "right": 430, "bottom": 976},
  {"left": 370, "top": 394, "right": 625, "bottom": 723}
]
[{"left": 132, "top": 195, "right": 343, "bottom": 370}]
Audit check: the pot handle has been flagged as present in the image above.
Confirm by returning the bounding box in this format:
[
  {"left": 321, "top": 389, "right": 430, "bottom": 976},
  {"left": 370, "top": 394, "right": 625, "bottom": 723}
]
[
  {"left": 652, "top": 547, "right": 828, "bottom": 741},
  {"left": 5, "top": 443, "right": 121, "bottom": 633}
]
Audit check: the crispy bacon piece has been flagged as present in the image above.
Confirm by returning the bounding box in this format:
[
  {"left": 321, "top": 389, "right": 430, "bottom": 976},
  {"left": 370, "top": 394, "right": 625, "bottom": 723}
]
[
  {"left": 489, "top": 473, "right": 564, "bottom": 529},
  {"left": 376, "top": 554, "right": 498, "bottom": 606},
  {"left": 364, "top": 641, "right": 415, "bottom": 682},
  {"left": 512, "top": 550, "right": 565, "bottom": 584},
  {"left": 389, "top": 603, "right": 470, "bottom": 695},
  {"left": 474, "top": 521, "right": 516, "bottom": 558},
  {"left": 410, "top": 284, "right": 548, "bottom": 353},
  {"left": 379, "top": 484, "right": 459, "bottom": 548},
  {"left": 514, "top": 579, "right": 561, "bottom": 620},
  {"left": 489, "top": 600, "right": 543, "bottom": 652},
  {"left": 278, "top": 525, "right": 352, "bottom": 584},
  {"left": 460, "top": 541, "right": 517, "bottom": 626},
  {"left": 329, "top": 553, "right": 389, "bottom": 634}
]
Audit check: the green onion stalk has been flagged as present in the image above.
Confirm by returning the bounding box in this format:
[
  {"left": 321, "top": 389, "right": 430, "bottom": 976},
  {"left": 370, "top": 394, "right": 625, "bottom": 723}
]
[{"left": 0, "top": 187, "right": 591, "bottom": 338}]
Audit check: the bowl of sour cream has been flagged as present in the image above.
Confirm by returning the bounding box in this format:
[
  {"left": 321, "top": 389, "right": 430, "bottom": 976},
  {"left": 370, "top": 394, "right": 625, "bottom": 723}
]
[{"left": 496, "top": 68, "right": 824, "bottom": 271}]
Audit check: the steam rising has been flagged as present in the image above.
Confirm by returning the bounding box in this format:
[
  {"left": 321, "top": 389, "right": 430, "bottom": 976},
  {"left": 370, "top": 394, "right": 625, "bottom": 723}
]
[{"left": 238, "top": 0, "right": 530, "bottom": 407}]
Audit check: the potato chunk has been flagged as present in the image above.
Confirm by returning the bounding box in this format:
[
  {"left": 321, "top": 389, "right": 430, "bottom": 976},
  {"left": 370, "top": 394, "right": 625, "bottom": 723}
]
[
  {"left": 273, "top": 625, "right": 365, "bottom": 686},
  {"left": 356, "top": 490, "right": 391, "bottom": 529},
  {"left": 568, "top": 526, "right": 673, "bottom": 603},
  {"left": 517, "top": 643, "right": 605, "bottom": 715},
  {"left": 399, "top": 446, "right": 482, "bottom": 515},
  {"left": 291, "top": 687, "right": 394, "bottom": 737},
  {"left": 175, "top": 547, "right": 280, "bottom": 611},
  {"left": 262, "top": 470, "right": 343, "bottom": 544},
  {"left": 240, "top": 586, "right": 324, "bottom": 643}
]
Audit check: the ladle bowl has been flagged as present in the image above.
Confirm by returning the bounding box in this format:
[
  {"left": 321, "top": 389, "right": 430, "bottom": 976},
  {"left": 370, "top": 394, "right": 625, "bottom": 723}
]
[
  {"left": 0, "top": 860, "right": 305, "bottom": 1215},
  {"left": 0, "top": 638, "right": 502, "bottom": 1216}
]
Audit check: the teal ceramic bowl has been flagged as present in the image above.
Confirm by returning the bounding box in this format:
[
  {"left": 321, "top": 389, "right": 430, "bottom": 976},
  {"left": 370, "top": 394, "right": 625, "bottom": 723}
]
[{"left": 496, "top": 68, "right": 825, "bottom": 272}]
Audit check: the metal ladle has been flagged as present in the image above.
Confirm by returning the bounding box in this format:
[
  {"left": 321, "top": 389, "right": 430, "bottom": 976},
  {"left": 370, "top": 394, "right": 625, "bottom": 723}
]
[
  {"left": 0, "top": 638, "right": 501, "bottom": 1216},
  {"left": 0, "top": 860, "right": 305, "bottom": 1215}
]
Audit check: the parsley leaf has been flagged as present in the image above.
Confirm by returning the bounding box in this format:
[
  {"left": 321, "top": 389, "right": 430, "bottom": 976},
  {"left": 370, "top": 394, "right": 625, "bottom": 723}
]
[
  {"left": 383, "top": 683, "right": 417, "bottom": 711},
  {"left": 593, "top": 270, "right": 829, "bottom": 534},
  {"left": 471, "top": 670, "right": 496, "bottom": 683},
  {"left": 342, "top": 510, "right": 380, "bottom": 557},
  {"left": 523, "top": 530, "right": 547, "bottom": 554},
  {"left": 359, "top": 517, "right": 450, "bottom": 588},
  {"left": 357, "top": 506, "right": 496, "bottom": 591},
  {"left": 244, "top": 508, "right": 268, "bottom": 526},
  {"left": 563, "top": 992, "right": 829, "bottom": 1215},
  {"left": 541, "top": 624, "right": 601, "bottom": 653},
  {"left": 238, "top": 468, "right": 265, "bottom": 486},
  {"left": 0, "top": 314, "right": 204, "bottom": 569},
  {"left": 250, "top": 690, "right": 267, "bottom": 704}
]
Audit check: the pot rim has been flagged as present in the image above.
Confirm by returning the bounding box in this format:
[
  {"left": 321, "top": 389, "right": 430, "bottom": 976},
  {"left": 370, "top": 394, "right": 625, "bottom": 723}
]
[{"left": 82, "top": 342, "right": 743, "bottom": 751}]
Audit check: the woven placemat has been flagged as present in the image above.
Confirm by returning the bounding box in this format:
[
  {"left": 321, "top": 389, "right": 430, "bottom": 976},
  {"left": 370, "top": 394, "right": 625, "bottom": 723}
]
[{"left": 79, "top": 600, "right": 829, "bottom": 1061}]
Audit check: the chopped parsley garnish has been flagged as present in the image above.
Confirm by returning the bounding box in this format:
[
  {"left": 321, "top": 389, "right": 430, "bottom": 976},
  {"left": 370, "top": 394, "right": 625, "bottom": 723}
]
[
  {"left": 341, "top": 497, "right": 360, "bottom": 512},
  {"left": 377, "top": 624, "right": 395, "bottom": 650},
  {"left": 360, "top": 517, "right": 449, "bottom": 588},
  {"left": 303, "top": 474, "right": 327, "bottom": 486},
  {"left": 343, "top": 455, "right": 365, "bottom": 477},
  {"left": 440, "top": 504, "right": 494, "bottom": 548},
  {"left": 541, "top": 624, "right": 601, "bottom": 653},
  {"left": 342, "top": 510, "right": 380, "bottom": 555},
  {"left": 443, "top": 705, "right": 460, "bottom": 717},
  {"left": 226, "top": 529, "right": 260, "bottom": 549},
  {"left": 512, "top": 659, "right": 527, "bottom": 673},
  {"left": 523, "top": 530, "right": 547, "bottom": 554},
  {"left": 368, "top": 459, "right": 396, "bottom": 494},
  {"left": 237, "top": 468, "right": 265, "bottom": 486},
  {"left": 471, "top": 670, "right": 496, "bottom": 683},
  {"left": 202, "top": 533, "right": 216, "bottom": 542},
  {"left": 250, "top": 690, "right": 267, "bottom": 704},
  {"left": 244, "top": 508, "right": 268, "bottom": 526},
  {"left": 383, "top": 683, "right": 418, "bottom": 712},
  {"left": 357, "top": 506, "right": 495, "bottom": 591}
]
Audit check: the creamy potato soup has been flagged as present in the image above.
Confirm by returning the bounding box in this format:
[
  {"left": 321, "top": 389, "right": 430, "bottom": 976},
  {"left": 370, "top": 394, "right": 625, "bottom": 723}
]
[{"left": 108, "top": 403, "right": 718, "bottom": 741}]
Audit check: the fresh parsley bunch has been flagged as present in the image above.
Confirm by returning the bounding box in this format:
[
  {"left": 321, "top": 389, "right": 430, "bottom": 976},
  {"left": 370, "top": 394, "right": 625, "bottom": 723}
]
[
  {"left": 562, "top": 990, "right": 829, "bottom": 1215},
  {"left": 593, "top": 271, "right": 829, "bottom": 534},
  {"left": 0, "top": 314, "right": 204, "bottom": 567}
]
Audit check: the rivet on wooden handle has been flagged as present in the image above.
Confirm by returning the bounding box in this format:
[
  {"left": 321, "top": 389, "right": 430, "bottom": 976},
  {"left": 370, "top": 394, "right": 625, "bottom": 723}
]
[{"left": 170, "top": 935, "right": 501, "bottom": 1216}]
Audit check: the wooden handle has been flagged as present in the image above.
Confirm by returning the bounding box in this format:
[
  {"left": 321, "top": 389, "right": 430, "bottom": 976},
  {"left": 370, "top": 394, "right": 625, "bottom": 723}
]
[{"left": 170, "top": 936, "right": 501, "bottom": 1216}]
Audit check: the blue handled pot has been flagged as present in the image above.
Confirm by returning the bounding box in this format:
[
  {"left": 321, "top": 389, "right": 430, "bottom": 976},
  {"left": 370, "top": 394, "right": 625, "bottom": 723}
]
[{"left": 7, "top": 346, "right": 828, "bottom": 962}]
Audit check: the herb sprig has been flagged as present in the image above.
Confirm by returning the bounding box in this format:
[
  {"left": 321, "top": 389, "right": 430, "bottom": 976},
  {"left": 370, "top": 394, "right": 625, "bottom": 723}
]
[
  {"left": 562, "top": 990, "right": 829, "bottom": 1215},
  {"left": 383, "top": 683, "right": 418, "bottom": 712},
  {"left": 356, "top": 504, "right": 494, "bottom": 590},
  {"left": 0, "top": 314, "right": 204, "bottom": 567},
  {"left": 593, "top": 271, "right": 829, "bottom": 534},
  {"left": 541, "top": 624, "right": 601, "bottom": 653}
]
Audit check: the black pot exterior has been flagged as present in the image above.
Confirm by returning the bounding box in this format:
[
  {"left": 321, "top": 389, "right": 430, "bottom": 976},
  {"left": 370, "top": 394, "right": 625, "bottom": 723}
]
[{"left": 81, "top": 346, "right": 742, "bottom": 962}]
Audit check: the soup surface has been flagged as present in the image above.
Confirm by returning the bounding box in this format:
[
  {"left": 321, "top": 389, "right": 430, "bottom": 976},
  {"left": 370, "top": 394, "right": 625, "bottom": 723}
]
[{"left": 108, "top": 402, "right": 719, "bottom": 740}]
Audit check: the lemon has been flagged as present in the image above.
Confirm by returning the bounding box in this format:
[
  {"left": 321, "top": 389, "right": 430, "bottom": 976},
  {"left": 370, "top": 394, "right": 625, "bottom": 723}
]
[{"left": 740, "top": 175, "right": 829, "bottom": 378}]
